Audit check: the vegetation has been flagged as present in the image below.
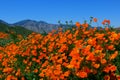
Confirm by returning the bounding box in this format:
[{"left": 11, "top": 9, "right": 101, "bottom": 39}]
[
  {"left": 0, "top": 23, "right": 32, "bottom": 46},
  {"left": 0, "top": 18, "right": 120, "bottom": 80}
]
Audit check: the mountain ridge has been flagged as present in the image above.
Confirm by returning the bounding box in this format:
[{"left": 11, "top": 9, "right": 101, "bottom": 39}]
[
  {"left": 0, "top": 19, "right": 9, "bottom": 25},
  {"left": 1, "top": 19, "right": 120, "bottom": 33},
  {"left": 0, "top": 19, "right": 59, "bottom": 33}
]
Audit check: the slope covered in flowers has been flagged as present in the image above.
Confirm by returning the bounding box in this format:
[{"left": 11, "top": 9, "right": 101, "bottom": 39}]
[{"left": 0, "top": 18, "right": 120, "bottom": 80}]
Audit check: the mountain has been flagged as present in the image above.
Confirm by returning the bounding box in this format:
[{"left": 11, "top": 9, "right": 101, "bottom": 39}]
[
  {"left": 1, "top": 19, "right": 120, "bottom": 34},
  {"left": 0, "top": 19, "right": 9, "bottom": 25},
  {"left": 0, "top": 21, "right": 33, "bottom": 46},
  {"left": 13, "top": 19, "right": 59, "bottom": 33},
  {"left": 0, "top": 21, "right": 32, "bottom": 36},
  {"left": 0, "top": 19, "right": 60, "bottom": 33}
]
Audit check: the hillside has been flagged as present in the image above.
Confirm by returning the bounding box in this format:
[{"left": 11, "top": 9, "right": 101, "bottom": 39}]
[
  {"left": 0, "top": 20, "right": 120, "bottom": 79},
  {"left": 0, "top": 22, "right": 33, "bottom": 46}
]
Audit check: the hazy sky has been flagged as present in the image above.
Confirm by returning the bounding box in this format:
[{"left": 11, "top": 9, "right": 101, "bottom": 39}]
[{"left": 0, "top": 0, "right": 120, "bottom": 27}]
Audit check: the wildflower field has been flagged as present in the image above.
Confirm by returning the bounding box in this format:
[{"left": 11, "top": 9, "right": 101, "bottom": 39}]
[{"left": 0, "top": 18, "right": 120, "bottom": 80}]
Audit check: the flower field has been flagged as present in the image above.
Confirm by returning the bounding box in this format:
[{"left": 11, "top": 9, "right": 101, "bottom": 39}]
[{"left": 0, "top": 18, "right": 120, "bottom": 80}]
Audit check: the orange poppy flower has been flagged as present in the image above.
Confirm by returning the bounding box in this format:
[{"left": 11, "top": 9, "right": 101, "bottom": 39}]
[
  {"left": 69, "top": 48, "right": 80, "bottom": 57},
  {"left": 64, "top": 71, "right": 70, "bottom": 77},
  {"left": 93, "top": 18, "right": 97, "bottom": 22},
  {"left": 77, "top": 71, "right": 87, "bottom": 78},
  {"left": 82, "top": 23, "right": 89, "bottom": 28},
  {"left": 53, "top": 70, "right": 62, "bottom": 76},
  {"left": 28, "top": 62, "right": 32, "bottom": 66},
  {"left": 102, "top": 20, "right": 105, "bottom": 25},
  {"left": 110, "top": 65, "right": 117, "bottom": 72},
  {"left": 32, "top": 57, "right": 36, "bottom": 61},
  {"left": 82, "top": 66, "right": 90, "bottom": 74},
  {"left": 3, "top": 67, "right": 13, "bottom": 73},
  {"left": 101, "top": 59, "right": 107, "bottom": 64},
  {"left": 66, "top": 64, "right": 74, "bottom": 68},
  {"left": 33, "top": 69, "right": 38, "bottom": 73},
  {"left": 57, "top": 58, "right": 63, "bottom": 64},
  {"left": 103, "top": 65, "right": 116, "bottom": 73},
  {"left": 67, "top": 33, "right": 73, "bottom": 39},
  {"left": 86, "top": 53, "right": 95, "bottom": 61},
  {"left": 36, "top": 59, "right": 40, "bottom": 63},
  {"left": 31, "top": 50, "right": 37, "bottom": 56},
  {"left": 117, "top": 75, "right": 120, "bottom": 80},
  {"left": 23, "top": 60, "right": 27, "bottom": 64},
  {"left": 0, "top": 54, "right": 3, "bottom": 61},
  {"left": 103, "top": 66, "right": 110, "bottom": 73},
  {"left": 21, "top": 77, "right": 25, "bottom": 80},
  {"left": 6, "top": 75, "right": 17, "bottom": 80},
  {"left": 109, "top": 51, "right": 118, "bottom": 60},
  {"left": 15, "top": 69, "right": 21, "bottom": 76},
  {"left": 76, "top": 22, "right": 81, "bottom": 28},
  {"left": 39, "top": 72, "right": 45, "bottom": 77},
  {"left": 106, "top": 20, "right": 110, "bottom": 25},
  {"left": 62, "top": 62, "right": 68, "bottom": 66},
  {"left": 60, "top": 74, "right": 65, "bottom": 79},
  {"left": 102, "top": 19, "right": 110, "bottom": 25},
  {"left": 104, "top": 75, "right": 110, "bottom": 80},
  {"left": 93, "top": 63, "right": 100, "bottom": 69},
  {"left": 107, "top": 45, "right": 115, "bottom": 50},
  {"left": 55, "top": 64, "right": 61, "bottom": 70}
]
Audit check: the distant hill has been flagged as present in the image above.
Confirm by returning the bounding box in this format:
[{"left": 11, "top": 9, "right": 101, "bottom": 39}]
[
  {"left": 0, "top": 20, "right": 9, "bottom": 25},
  {"left": 13, "top": 19, "right": 59, "bottom": 33},
  {"left": 0, "top": 21, "right": 33, "bottom": 46},
  {"left": 0, "top": 19, "right": 74, "bottom": 33},
  {"left": 0, "top": 19, "right": 120, "bottom": 33},
  {"left": 0, "top": 21, "right": 33, "bottom": 38}
]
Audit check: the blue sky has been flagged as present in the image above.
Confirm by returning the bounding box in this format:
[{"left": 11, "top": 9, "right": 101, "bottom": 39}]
[{"left": 0, "top": 0, "right": 120, "bottom": 27}]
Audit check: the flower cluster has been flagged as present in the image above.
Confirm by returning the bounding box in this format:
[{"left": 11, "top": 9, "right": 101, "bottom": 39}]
[
  {"left": 0, "top": 18, "right": 120, "bottom": 80},
  {"left": 0, "top": 32, "right": 9, "bottom": 39}
]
